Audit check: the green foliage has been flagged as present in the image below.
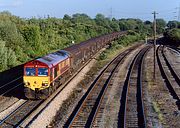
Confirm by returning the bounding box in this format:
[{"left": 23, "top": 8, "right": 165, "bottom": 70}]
[
  {"left": 164, "top": 28, "right": 180, "bottom": 46},
  {"left": 0, "top": 40, "right": 17, "bottom": 71},
  {"left": 0, "top": 11, "right": 154, "bottom": 72},
  {"left": 99, "top": 32, "right": 142, "bottom": 61},
  {"left": 0, "top": 21, "right": 24, "bottom": 49},
  {"left": 167, "top": 20, "right": 180, "bottom": 29},
  {"left": 156, "top": 19, "right": 166, "bottom": 34}
]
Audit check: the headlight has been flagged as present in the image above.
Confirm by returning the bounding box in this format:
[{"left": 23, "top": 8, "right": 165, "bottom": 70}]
[
  {"left": 42, "top": 81, "right": 48, "bottom": 86},
  {"left": 42, "top": 83, "right": 48, "bottom": 86},
  {"left": 24, "top": 81, "right": 30, "bottom": 86}
]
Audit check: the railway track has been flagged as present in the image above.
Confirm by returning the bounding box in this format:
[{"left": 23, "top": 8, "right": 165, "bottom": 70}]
[
  {"left": 0, "top": 44, "right": 142, "bottom": 128},
  {"left": 162, "top": 47, "right": 180, "bottom": 85},
  {"left": 156, "top": 46, "right": 180, "bottom": 110},
  {"left": 118, "top": 46, "right": 150, "bottom": 128},
  {"left": 0, "top": 49, "right": 105, "bottom": 128},
  {"left": 0, "top": 76, "right": 23, "bottom": 96},
  {"left": 167, "top": 46, "right": 180, "bottom": 54},
  {"left": 0, "top": 100, "right": 43, "bottom": 127},
  {"left": 63, "top": 45, "right": 141, "bottom": 128}
]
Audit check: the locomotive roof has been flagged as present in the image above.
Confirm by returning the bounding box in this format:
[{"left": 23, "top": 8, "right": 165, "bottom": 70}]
[{"left": 37, "top": 50, "right": 70, "bottom": 68}]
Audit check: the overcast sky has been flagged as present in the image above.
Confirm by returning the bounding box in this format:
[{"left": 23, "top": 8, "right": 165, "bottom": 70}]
[{"left": 0, "top": 0, "right": 179, "bottom": 21}]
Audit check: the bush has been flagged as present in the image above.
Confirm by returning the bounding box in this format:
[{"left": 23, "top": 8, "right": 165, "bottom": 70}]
[
  {"left": 164, "top": 28, "right": 180, "bottom": 46},
  {"left": 0, "top": 12, "right": 151, "bottom": 72},
  {"left": 0, "top": 40, "right": 17, "bottom": 71}
]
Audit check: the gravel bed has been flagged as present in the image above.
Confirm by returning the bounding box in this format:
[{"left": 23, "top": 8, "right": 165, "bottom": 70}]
[
  {"left": 0, "top": 96, "right": 19, "bottom": 113},
  {"left": 144, "top": 47, "right": 180, "bottom": 127},
  {"left": 143, "top": 48, "right": 162, "bottom": 127},
  {"left": 165, "top": 47, "right": 180, "bottom": 77},
  {"left": 0, "top": 99, "right": 26, "bottom": 120},
  {"left": 98, "top": 46, "right": 141, "bottom": 127}
]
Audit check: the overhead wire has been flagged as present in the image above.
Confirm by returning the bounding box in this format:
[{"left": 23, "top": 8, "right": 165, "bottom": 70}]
[{"left": 109, "top": 8, "right": 177, "bottom": 21}]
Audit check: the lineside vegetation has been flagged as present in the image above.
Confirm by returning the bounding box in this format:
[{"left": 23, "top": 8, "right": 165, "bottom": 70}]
[{"left": 0, "top": 11, "right": 166, "bottom": 71}]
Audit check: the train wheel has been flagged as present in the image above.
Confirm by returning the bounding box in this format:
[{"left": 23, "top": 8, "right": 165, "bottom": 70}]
[
  {"left": 24, "top": 87, "right": 36, "bottom": 99},
  {"left": 38, "top": 88, "right": 50, "bottom": 99},
  {"left": 50, "top": 82, "right": 57, "bottom": 93},
  {"left": 49, "top": 86, "right": 54, "bottom": 95}
]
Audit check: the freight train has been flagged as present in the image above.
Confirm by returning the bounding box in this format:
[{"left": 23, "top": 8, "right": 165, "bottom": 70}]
[{"left": 23, "top": 31, "right": 126, "bottom": 99}]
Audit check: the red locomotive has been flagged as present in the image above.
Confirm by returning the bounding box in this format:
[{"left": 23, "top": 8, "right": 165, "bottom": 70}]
[{"left": 23, "top": 31, "right": 126, "bottom": 99}]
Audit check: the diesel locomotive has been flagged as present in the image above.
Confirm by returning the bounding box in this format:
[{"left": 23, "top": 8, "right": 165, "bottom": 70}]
[{"left": 23, "top": 31, "right": 126, "bottom": 99}]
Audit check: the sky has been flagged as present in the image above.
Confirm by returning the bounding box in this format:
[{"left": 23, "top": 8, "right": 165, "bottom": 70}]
[{"left": 0, "top": 0, "right": 179, "bottom": 21}]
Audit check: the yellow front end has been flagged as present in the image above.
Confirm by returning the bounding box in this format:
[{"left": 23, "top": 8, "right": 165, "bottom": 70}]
[{"left": 23, "top": 76, "right": 50, "bottom": 91}]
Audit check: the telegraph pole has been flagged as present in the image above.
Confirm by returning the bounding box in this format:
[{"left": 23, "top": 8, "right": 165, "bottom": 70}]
[{"left": 152, "top": 11, "right": 158, "bottom": 80}]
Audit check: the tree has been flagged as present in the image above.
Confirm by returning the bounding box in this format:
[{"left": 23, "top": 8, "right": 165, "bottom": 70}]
[
  {"left": 156, "top": 19, "right": 166, "bottom": 34},
  {"left": 144, "top": 20, "right": 152, "bottom": 25},
  {"left": 164, "top": 28, "right": 180, "bottom": 46},
  {"left": 0, "top": 21, "right": 24, "bottom": 49},
  {"left": 72, "top": 13, "right": 91, "bottom": 24},
  {"left": 0, "top": 40, "right": 17, "bottom": 71},
  {"left": 167, "top": 21, "right": 178, "bottom": 29},
  {"left": 63, "top": 14, "right": 71, "bottom": 21},
  {"left": 0, "top": 12, "right": 157, "bottom": 71},
  {"left": 20, "top": 25, "right": 41, "bottom": 49},
  {"left": 110, "top": 21, "right": 119, "bottom": 31}
]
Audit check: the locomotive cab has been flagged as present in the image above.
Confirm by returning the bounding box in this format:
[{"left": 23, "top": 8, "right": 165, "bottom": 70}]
[
  {"left": 23, "top": 61, "right": 50, "bottom": 91},
  {"left": 23, "top": 50, "right": 70, "bottom": 99}
]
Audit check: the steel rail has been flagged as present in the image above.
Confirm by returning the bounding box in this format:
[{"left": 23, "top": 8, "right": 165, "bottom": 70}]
[
  {"left": 0, "top": 101, "right": 29, "bottom": 126},
  {"left": 0, "top": 76, "right": 22, "bottom": 89},
  {"left": 0, "top": 44, "right": 141, "bottom": 128},
  {"left": 167, "top": 46, "right": 180, "bottom": 54},
  {"left": 0, "top": 100, "right": 44, "bottom": 127},
  {"left": 118, "top": 46, "right": 150, "bottom": 128},
  {"left": 156, "top": 46, "right": 180, "bottom": 110},
  {"left": 161, "top": 47, "right": 180, "bottom": 86},
  {"left": 1, "top": 83, "right": 23, "bottom": 96},
  {"left": 20, "top": 44, "right": 141, "bottom": 128},
  {"left": 87, "top": 48, "right": 129, "bottom": 128},
  {"left": 64, "top": 46, "right": 138, "bottom": 128}
]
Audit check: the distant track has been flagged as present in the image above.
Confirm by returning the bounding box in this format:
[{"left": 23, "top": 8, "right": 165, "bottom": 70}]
[
  {"left": 16, "top": 44, "right": 141, "bottom": 128},
  {"left": 0, "top": 77, "right": 23, "bottom": 96},
  {"left": 167, "top": 46, "right": 180, "bottom": 54},
  {"left": 162, "top": 46, "right": 180, "bottom": 86},
  {"left": 0, "top": 100, "right": 43, "bottom": 127},
  {"left": 156, "top": 46, "right": 180, "bottom": 110},
  {"left": 118, "top": 46, "right": 150, "bottom": 128},
  {"left": 0, "top": 44, "right": 142, "bottom": 128},
  {"left": 64, "top": 44, "right": 141, "bottom": 127}
]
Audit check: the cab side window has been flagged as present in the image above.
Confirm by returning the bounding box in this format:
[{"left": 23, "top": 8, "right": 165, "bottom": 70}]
[
  {"left": 54, "top": 67, "right": 57, "bottom": 78},
  {"left": 50, "top": 69, "right": 53, "bottom": 77}
]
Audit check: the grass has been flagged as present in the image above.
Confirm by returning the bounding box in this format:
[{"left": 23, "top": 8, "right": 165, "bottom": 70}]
[{"left": 152, "top": 101, "right": 164, "bottom": 122}]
